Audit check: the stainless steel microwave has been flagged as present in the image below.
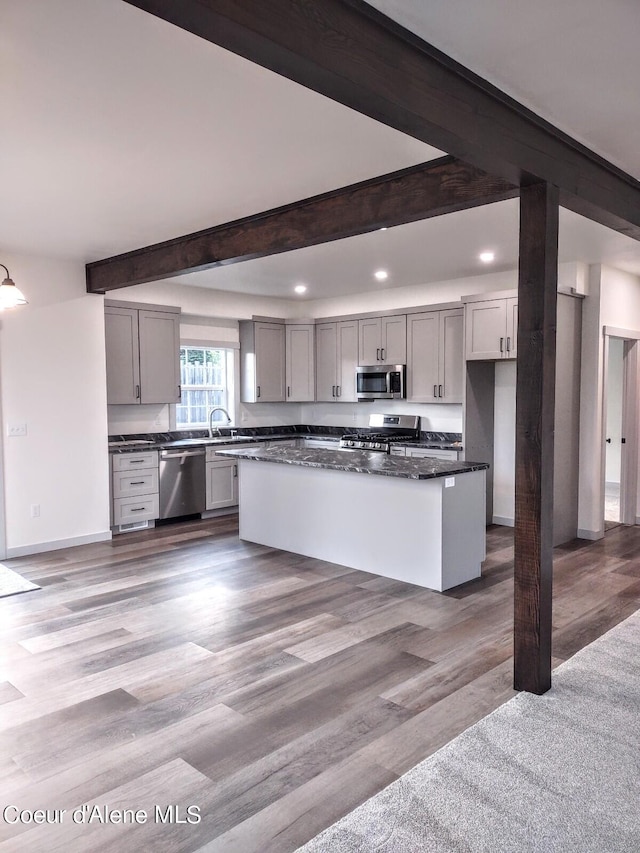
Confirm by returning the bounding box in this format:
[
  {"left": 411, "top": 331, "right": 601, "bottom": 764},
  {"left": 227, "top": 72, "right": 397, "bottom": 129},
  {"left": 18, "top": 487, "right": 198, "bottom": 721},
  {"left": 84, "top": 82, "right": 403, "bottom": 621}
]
[{"left": 356, "top": 364, "right": 406, "bottom": 400}]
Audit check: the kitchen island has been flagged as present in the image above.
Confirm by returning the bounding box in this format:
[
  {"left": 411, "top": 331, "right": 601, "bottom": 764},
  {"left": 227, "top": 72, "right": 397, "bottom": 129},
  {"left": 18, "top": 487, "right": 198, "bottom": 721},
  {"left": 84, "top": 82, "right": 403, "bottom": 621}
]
[{"left": 217, "top": 445, "right": 488, "bottom": 592}]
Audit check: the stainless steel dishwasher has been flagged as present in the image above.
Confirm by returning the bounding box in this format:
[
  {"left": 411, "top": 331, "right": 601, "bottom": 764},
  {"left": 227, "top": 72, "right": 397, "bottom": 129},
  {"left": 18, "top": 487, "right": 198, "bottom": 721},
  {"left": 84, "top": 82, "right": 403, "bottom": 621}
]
[{"left": 159, "top": 447, "right": 206, "bottom": 519}]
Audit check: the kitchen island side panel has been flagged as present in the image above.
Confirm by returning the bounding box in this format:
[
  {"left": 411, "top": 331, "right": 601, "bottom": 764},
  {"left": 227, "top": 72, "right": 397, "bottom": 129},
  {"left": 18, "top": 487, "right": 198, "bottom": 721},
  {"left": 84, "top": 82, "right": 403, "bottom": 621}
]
[{"left": 237, "top": 460, "right": 485, "bottom": 591}]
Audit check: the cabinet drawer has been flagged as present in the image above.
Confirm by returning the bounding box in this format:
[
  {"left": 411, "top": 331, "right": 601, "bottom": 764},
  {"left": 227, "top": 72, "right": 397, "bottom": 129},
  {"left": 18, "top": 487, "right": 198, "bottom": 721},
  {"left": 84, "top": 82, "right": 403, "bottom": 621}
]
[
  {"left": 112, "top": 451, "right": 158, "bottom": 471},
  {"left": 113, "top": 468, "right": 158, "bottom": 498},
  {"left": 113, "top": 494, "right": 159, "bottom": 525},
  {"left": 406, "top": 448, "right": 459, "bottom": 460}
]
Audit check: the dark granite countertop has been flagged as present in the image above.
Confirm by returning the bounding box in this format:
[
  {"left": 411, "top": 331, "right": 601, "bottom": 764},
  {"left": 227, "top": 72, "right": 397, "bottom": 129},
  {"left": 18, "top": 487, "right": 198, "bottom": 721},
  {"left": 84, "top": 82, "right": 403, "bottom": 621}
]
[
  {"left": 216, "top": 445, "right": 485, "bottom": 480},
  {"left": 108, "top": 428, "right": 463, "bottom": 454}
]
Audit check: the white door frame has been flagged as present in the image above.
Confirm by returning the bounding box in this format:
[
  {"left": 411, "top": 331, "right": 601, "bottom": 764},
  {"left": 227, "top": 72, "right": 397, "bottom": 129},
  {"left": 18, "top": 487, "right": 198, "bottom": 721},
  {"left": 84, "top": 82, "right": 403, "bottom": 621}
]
[{"left": 603, "top": 327, "right": 640, "bottom": 526}]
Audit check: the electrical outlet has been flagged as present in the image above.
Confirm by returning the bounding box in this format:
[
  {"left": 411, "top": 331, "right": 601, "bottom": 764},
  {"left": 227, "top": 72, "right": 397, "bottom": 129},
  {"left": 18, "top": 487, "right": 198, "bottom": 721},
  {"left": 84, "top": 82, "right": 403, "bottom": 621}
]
[
  {"left": 7, "top": 423, "right": 27, "bottom": 437},
  {"left": 445, "top": 477, "right": 455, "bottom": 488},
  {"left": 30, "top": 504, "right": 40, "bottom": 518}
]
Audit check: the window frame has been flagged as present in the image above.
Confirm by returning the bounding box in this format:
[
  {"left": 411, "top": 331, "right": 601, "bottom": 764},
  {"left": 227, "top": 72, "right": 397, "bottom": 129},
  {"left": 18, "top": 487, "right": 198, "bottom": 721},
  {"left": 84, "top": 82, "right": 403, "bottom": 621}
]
[{"left": 173, "top": 341, "right": 237, "bottom": 431}]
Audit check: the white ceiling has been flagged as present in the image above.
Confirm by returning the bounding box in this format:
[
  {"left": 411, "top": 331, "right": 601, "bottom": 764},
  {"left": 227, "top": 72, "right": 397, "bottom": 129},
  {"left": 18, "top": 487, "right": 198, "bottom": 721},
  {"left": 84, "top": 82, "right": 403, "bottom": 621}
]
[{"left": 2, "top": 0, "right": 640, "bottom": 300}]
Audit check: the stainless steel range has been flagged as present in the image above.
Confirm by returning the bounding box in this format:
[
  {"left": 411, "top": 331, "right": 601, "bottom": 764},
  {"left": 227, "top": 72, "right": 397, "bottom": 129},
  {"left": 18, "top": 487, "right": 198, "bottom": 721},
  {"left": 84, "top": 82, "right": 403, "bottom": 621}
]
[{"left": 339, "top": 413, "right": 420, "bottom": 453}]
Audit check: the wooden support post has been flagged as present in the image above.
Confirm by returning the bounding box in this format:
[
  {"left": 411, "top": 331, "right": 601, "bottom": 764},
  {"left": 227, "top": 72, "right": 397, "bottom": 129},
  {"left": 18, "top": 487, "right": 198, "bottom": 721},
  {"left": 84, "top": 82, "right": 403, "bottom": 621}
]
[{"left": 514, "top": 181, "right": 559, "bottom": 694}]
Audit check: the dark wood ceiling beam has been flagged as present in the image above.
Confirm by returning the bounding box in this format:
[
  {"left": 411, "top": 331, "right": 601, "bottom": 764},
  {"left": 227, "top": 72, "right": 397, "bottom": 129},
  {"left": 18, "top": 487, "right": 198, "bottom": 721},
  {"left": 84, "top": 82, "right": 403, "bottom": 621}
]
[
  {"left": 123, "top": 0, "right": 640, "bottom": 240},
  {"left": 86, "top": 156, "right": 516, "bottom": 292}
]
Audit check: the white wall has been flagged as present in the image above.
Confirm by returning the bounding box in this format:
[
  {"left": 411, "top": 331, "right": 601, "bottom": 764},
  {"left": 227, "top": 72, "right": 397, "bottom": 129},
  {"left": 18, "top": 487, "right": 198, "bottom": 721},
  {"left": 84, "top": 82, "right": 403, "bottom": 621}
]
[
  {"left": 492, "top": 361, "right": 516, "bottom": 524},
  {"left": 0, "top": 252, "right": 110, "bottom": 556},
  {"left": 578, "top": 265, "right": 640, "bottom": 537}
]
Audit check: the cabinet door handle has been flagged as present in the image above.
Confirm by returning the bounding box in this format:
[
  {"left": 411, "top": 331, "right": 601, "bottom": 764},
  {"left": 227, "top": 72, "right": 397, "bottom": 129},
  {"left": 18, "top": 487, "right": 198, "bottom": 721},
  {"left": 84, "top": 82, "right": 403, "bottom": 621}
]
[
  {"left": 135, "top": 384, "right": 140, "bottom": 400},
  {"left": 178, "top": 385, "right": 181, "bottom": 401},
  {"left": 332, "top": 385, "right": 336, "bottom": 397},
  {"left": 434, "top": 384, "right": 438, "bottom": 398},
  {"left": 380, "top": 347, "right": 385, "bottom": 361},
  {"left": 499, "top": 337, "right": 504, "bottom": 353},
  {"left": 257, "top": 385, "right": 261, "bottom": 398},
  {"left": 506, "top": 336, "right": 511, "bottom": 353},
  {"left": 376, "top": 347, "right": 380, "bottom": 361},
  {"left": 439, "top": 385, "right": 443, "bottom": 398},
  {"left": 336, "top": 385, "right": 341, "bottom": 397},
  {"left": 233, "top": 465, "right": 238, "bottom": 477},
  {"left": 287, "top": 386, "right": 290, "bottom": 397}
]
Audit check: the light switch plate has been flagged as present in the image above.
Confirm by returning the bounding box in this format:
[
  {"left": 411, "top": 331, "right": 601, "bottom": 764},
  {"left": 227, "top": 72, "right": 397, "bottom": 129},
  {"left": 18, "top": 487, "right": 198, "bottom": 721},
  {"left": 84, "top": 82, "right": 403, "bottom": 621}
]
[
  {"left": 7, "top": 423, "right": 27, "bottom": 437},
  {"left": 444, "top": 477, "right": 455, "bottom": 488}
]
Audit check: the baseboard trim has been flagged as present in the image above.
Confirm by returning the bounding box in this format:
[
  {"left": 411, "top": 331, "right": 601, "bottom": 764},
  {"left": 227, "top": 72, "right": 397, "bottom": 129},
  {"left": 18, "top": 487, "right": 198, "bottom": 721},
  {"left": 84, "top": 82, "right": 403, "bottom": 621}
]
[
  {"left": 577, "top": 528, "right": 604, "bottom": 541},
  {"left": 6, "top": 530, "right": 112, "bottom": 558},
  {"left": 492, "top": 516, "right": 514, "bottom": 527}
]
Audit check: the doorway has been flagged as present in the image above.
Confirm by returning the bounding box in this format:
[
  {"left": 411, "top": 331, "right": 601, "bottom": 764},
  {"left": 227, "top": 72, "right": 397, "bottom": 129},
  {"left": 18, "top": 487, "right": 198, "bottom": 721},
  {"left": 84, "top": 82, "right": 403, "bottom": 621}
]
[
  {"left": 604, "top": 338, "right": 623, "bottom": 528},
  {"left": 603, "top": 332, "right": 639, "bottom": 531}
]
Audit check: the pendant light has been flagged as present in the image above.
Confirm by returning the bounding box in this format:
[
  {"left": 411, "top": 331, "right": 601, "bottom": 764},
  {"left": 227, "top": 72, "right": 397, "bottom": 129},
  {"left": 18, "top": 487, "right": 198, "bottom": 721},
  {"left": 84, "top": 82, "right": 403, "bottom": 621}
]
[{"left": 0, "top": 264, "right": 28, "bottom": 309}]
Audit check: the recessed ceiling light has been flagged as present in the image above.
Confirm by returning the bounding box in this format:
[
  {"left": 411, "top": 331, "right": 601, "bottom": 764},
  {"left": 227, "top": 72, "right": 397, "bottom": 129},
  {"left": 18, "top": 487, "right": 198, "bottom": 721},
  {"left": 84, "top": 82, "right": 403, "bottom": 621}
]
[
  {"left": 294, "top": 284, "right": 307, "bottom": 294},
  {"left": 374, "top": 269, "right": 388, "bottom": 281},
  {"left": 479, "top": 251, "right": 495, "bottom": 263}
]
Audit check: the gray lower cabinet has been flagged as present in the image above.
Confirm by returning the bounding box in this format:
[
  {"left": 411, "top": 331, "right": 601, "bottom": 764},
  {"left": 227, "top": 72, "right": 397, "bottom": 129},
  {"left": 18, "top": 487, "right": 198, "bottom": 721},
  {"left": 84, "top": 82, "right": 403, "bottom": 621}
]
[
  {"left": 205, "top": 443, "right": 265, "bottom": 509},
  {"left": 105, "top": 301, "right": 181, "bottom": 404},
  {"left": 206, "top": 459, "right": 238, "bottom": 509},
  {"left": 111, "top": 451, "right": 159, "bottom": 528}
]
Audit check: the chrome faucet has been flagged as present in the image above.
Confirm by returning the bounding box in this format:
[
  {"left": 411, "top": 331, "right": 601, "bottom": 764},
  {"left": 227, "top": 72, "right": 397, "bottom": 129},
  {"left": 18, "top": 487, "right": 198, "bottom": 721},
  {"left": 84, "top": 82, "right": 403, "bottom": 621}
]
[{"left": 208, "top": 406, "right": 232, "bottom": 438}]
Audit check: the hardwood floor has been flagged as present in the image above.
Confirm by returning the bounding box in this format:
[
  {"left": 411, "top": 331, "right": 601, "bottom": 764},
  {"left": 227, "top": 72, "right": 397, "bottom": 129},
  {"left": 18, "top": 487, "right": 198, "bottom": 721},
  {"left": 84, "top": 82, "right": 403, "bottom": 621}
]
[{"left": 1, "top": 518, "right": 639, "bottom": 852}]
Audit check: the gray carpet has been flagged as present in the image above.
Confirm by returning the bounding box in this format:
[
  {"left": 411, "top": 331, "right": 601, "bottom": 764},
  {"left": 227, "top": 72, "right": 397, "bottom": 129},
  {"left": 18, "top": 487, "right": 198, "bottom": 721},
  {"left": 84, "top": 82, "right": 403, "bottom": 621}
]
[
  {"left": 0, "top": 563, "right": 40, "bottom": 598},
  {"left": 297, "top": 609, "right": 640, "bottom": 852}
]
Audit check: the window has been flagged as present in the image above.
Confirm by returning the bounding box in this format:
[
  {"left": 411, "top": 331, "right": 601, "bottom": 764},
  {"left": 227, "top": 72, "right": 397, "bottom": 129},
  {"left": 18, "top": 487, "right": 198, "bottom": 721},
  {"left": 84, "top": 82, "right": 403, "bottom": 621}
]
[{"left": 176, "top": 345, "right": 234, "bottom": 429}]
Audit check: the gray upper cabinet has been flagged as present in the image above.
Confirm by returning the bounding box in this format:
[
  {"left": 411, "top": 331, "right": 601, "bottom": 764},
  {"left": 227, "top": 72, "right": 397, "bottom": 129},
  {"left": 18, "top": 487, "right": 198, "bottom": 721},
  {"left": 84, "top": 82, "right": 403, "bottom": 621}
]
[
  {"left": 358, "top": 315, "right": 406, "bottom": 364},
  {"left": 240, "top": 320, "right": 286, "bottom": 402},
  {"left": 316, "top": 319, "right": 358, "bottom": 401},
  {"left": 465, "top": 296, "right": 518, "bottom": 360},
  {"left": 105, "top": 302, "right": 180, "bottom": 405},
  {"left": 285, "top": 324, "right": 315, "bottom": 401},
  {"left": 407, "top": 308, "right": 463, "bottom": 403}
]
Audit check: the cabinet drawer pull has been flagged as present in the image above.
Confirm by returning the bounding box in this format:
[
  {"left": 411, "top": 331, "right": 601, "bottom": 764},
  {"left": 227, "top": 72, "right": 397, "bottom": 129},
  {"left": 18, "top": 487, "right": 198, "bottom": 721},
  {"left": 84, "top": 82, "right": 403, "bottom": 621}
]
[
  {"left": 128, "top": 460, "right": 145, "bottom": 465},
  {"left": 130, "top": 507, "right": 146, "bottom": 513},
  {"left": 129, "top": 481, "right": 145, "bottom": 485},
  {"left": 499, "top": 337, "right": 504, "bottom": 353}
]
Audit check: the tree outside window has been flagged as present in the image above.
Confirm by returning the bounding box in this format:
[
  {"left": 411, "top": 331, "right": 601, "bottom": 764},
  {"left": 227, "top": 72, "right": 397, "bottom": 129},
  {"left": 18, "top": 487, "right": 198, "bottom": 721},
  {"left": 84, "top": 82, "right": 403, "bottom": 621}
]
[{"left": 176, "top": 345, "right": 234, "bottom": 429}]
